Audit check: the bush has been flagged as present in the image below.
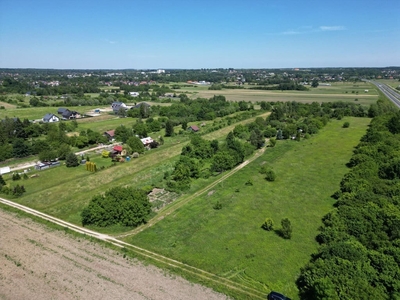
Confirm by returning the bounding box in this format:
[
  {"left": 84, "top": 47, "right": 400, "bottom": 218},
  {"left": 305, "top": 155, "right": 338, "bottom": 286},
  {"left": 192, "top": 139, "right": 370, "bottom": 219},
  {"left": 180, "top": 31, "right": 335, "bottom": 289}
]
[
  {"left": 213, "top": 201, "right": 222, "bottom": 210},
  {"left": 262, "top": 218, "right": 274, "bottom": 231},
  {"left": 65, "top": 152, "right": 79, "bottom": 167},
  {"left": 265, "top": 169, "right": 276, "bottom": 182},
  {"left": 12, "top": 173, "right": 21, "bottom": 181},
  {"left": 280, "top": 218, "right": 292, "bottom": 239},
  {"left": 342, "top": 122, "right": 350, "bottom": 128},
  {"left": 269, "top": 138, "right": 277, "bottom": 147}
]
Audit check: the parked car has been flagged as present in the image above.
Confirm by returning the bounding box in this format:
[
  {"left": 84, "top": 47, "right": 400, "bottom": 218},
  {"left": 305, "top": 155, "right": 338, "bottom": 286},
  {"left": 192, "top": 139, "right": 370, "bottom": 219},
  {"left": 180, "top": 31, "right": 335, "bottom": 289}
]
[{"left": 268, "top": 291, "right": 291, "bottom": 300}]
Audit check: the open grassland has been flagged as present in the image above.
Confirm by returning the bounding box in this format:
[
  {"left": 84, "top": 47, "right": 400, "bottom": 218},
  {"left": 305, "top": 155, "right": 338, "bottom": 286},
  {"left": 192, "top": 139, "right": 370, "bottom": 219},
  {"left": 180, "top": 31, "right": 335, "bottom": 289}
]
[
  {"left": 175, "top": 82, "right": 378, "bottom": 105},
  {"left": 125, "top": 117, "right": 371, "bottom": 299},
  {"left": 376, "top": 79, "right": 400, "bottom": 89},
  {"left": 0, "top": 105, "right": 102, "bottom": 120},
  {"left": 4, "top": 112, "right": 270, "bottom": 231}
]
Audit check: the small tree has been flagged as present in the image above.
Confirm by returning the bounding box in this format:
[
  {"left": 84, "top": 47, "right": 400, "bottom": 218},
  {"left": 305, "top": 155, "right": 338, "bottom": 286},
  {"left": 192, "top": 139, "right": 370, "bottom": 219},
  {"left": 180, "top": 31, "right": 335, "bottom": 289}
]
[
  {"left": 127, "top": 136, "right": 145, "bottom": 154},
  {"left": 265, "top": 169, "right": 276, "bottom": 182},
  {"left": 65, "top": 152, "right": 79, "bottom": 167},
  {"left": 12, "top": 184, "right": 26, "bottom": 197},
  {"left": 269, "top": 138, "right": 277, "bottom": 147},
  {"left": 165, "top": 120, "right": 174, "bottom": 137},
  {"left": 281, "top": 218, "right": 292, "bottom": 239},
  {"left": 342, "top": 122, "right": 350, "bottom": 128},
  {"left": 262, "top": 218, "right": 274, "bottom": 231},
  {"left": 0, "top": 175, "right": 6, "bottom": 186},
  {"left": 311, "top": 79, "right": 319, "bottom": 88},
  {"left": 12, "top": 173, "right": 21, "bottom": 181}
]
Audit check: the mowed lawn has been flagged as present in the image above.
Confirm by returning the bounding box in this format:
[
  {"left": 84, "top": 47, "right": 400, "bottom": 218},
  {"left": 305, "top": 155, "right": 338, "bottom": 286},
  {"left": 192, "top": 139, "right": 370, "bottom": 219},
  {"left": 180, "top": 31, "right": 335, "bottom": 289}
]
[{"left": 127, "top": 117, "right": 371, "bottom": 299}]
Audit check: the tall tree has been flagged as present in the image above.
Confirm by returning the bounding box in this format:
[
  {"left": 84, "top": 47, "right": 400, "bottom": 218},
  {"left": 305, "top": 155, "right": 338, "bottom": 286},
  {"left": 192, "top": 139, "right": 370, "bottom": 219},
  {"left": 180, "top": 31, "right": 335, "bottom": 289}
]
[{"left": 165, "top": 120, "right": 174, "bottom": 137}]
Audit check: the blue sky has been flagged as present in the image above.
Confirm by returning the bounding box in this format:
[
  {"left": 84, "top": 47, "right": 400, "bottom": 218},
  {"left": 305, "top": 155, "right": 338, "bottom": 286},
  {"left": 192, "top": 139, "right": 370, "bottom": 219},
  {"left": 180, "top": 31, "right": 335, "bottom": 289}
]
[{"left": 0, "top": 0, "right": 399, "bottom": 69}]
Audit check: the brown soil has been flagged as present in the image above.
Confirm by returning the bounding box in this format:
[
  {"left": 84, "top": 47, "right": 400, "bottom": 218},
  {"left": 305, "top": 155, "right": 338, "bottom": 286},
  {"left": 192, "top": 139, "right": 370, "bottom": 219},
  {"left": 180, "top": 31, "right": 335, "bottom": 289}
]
[{"left": 0, "top": 209, "right": 228, "bottom": 300}]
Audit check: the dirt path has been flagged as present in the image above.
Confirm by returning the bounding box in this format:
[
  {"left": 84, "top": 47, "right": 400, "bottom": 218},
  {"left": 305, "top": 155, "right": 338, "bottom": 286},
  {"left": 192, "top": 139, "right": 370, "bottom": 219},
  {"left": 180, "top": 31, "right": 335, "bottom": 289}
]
[
  {"left": 8, "top": 143, "right": 121, "bottom": 173},
  {"left": 0, "top": 208, "right": 229, "bottom": 300}
]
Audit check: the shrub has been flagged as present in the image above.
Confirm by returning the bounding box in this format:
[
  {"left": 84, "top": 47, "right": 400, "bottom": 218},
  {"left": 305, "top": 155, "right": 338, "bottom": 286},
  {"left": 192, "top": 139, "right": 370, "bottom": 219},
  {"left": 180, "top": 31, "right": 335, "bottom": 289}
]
[
  {"left": 12, "top": 173, "right": 21, "bottom": 181},
  {"left": 65, "top": 152, "right": 79, "bottom": 167},
  {"left": 213, "top": 201, "right": 222, "bottom": 210},
  {"left": 343, "top": 122, "right": 350, "bottom": 128},
  {"left": 262, "top": 218, "right": 274, "bottom": 231},
  {"left": 269, "top": 138, "right": 277, "bottom": 147},
  {"left": 265, "top": 169, "right": 276, "bottom": 182},
  {"left": 280, "top": 218, "right": 292, "bottom": 239}
]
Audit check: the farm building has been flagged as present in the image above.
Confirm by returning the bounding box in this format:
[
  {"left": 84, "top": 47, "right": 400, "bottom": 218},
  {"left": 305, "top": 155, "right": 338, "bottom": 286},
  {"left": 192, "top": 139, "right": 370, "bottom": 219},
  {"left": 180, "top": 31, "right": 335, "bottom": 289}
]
[
  {"left": 35, "top": 161, "right": 60, "bottom": 170},
  {"left": 42, "top": 113, "right": 60, "bottom": 123},
  {"left": 188, "top": 125, "right": 200, "bottom": 132},
  {"left": 111, "top": 102, "right": 128, "bottom": 114},
  {"left": 104, "top": 130, "right": 115, "bottom": 141},
  {"left": 57, "top": 107, "right": 68, "bottom": 114},
  {"left": 140, "top": 137, "right": 154, "bottom": 147}
]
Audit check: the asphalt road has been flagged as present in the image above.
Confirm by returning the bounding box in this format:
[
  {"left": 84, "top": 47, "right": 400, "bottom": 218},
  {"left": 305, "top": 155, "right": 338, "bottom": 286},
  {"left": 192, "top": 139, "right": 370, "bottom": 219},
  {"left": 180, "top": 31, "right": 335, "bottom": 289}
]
[{"left": 366, "top": 80, "right": 400, "bottom": 108}]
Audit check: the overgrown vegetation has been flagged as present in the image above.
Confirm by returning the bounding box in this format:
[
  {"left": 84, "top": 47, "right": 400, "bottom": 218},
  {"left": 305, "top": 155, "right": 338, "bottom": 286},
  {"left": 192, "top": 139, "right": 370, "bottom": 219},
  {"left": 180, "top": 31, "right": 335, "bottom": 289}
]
[
  {"left": 81, "top": 187, "right": 151, "bottom": 227},
  {"left": 297, "top": 99, "right": 400, "bottom": 299}
]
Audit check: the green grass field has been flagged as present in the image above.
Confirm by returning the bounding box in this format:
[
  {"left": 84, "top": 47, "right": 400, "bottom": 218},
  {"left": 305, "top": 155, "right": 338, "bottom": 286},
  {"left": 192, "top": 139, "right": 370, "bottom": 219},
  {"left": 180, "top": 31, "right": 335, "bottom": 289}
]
[
  {"left": 376, "top": 79, "right": 400, "bottom": 89},
  {"left": 173, "top": 81, "right": 378, "bottom": 105},
  {"left": 0, "top": 105, "right": 103, "bottom": 120},
  {"left": 124, "top": 116, "right": 371, "bottom": 299}
]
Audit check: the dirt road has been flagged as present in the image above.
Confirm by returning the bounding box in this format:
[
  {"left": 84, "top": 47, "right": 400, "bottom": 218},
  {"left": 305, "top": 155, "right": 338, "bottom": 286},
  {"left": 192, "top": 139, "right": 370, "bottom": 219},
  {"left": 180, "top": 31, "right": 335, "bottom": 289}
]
[{"left": 0, "top": 208, "right": 229, "bottom": 300}]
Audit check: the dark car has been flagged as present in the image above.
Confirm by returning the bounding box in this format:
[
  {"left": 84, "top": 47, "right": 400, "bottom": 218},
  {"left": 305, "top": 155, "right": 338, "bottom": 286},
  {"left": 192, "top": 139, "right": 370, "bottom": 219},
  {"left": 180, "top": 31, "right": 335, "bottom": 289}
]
[{"left": 268, "top": 291, "right": 291, "bottom": 300}]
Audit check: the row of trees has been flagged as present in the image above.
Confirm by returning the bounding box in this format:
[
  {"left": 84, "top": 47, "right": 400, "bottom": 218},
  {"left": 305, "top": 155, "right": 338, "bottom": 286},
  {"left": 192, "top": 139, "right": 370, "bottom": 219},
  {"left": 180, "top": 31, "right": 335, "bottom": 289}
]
[{"left": 297, "top": 99, "right": 400, "bottom": 299}]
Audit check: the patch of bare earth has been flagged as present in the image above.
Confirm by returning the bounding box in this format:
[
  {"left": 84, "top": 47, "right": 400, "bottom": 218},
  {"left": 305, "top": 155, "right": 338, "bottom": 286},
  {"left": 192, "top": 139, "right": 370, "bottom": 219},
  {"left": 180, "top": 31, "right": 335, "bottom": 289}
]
[{"left": 0, "top": 209, "right": 228, "bottom": 300}]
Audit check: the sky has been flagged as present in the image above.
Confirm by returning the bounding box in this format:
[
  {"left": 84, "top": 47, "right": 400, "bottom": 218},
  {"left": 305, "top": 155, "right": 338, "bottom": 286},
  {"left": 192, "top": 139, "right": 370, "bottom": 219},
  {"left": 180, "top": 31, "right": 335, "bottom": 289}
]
[{"left": 0, "top": 0, "right": 399, "bottom": 69}]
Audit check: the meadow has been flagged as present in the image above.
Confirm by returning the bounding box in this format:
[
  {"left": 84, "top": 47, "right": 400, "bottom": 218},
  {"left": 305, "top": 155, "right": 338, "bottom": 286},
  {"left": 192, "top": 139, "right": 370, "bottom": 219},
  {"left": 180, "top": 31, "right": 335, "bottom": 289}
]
[
  {"left": 125, "top": 116, "right": 371, "bottom": 298},
  {"left": 174, "top": 81, "right": 378, "bottom": 105}
]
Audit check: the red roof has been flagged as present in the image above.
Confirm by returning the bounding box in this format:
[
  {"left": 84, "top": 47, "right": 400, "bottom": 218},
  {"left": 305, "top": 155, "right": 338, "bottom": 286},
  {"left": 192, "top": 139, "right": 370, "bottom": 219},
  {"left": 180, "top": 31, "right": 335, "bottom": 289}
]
[
  {"left": 190, "top": 125, "right": 199, "bottom": 131},
  {"left": 113, "top": 145, "right": 123, "bottom": 152},
  {"left": 105, "top": 130, "right": 115, "bottom": 137}
]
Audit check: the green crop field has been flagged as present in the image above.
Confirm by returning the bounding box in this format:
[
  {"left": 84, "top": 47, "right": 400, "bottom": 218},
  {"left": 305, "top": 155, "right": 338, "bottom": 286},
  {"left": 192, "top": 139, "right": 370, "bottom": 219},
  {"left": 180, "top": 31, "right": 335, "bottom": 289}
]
[
  {"left": 125, "top": 116, "right": 371, "bottom": 299},
  {"left": 173, "top": 81, "right": 378, "bottom": 106}
]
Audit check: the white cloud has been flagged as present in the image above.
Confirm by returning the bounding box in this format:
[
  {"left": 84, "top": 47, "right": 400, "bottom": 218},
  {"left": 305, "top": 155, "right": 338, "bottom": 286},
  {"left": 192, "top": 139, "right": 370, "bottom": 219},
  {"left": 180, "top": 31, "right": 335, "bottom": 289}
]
[{"left": 319, "top": 26, "right": 346, "bottom": 31}]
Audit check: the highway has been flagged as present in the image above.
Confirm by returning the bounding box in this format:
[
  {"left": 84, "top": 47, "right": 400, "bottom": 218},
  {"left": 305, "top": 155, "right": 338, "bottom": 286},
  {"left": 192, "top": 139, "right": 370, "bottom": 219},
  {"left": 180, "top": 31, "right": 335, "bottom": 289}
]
[{"left": 366, "top": 80, "right": 400, "bottom": 108}]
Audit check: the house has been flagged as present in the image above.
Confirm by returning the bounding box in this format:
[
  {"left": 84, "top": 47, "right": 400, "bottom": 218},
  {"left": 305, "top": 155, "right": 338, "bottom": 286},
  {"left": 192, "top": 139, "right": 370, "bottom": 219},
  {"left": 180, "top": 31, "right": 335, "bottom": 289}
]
[
  {"left": 57, "top": 107, "right": 68, "bottom": 114},
  {"left": 140, "top": 137, "right": 154, "bottom": 147},
  {"left": 104, "top": 130, "right": 115, "bottom": 141},
  {"left": 62, "top": 110, "right": 80, "bottom": 120},
  {"left": 188, "top": 125, "right": 200, "bottom": 132},
  {"left": 111, "top": 102, "right": 128, "bottom": 114},
  {"left": 42, "top": 113, "right": 60, "bottom": 123}
]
